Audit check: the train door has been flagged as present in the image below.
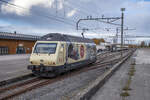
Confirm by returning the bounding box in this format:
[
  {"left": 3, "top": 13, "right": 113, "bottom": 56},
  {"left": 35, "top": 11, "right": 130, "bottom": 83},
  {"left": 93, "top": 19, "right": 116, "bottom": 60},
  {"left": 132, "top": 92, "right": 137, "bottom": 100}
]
[
  {"left": 0, "top": 47, "right": 9, "bottom": 55},
  {"left": 65, "top": 43, "right": 69, "bottom": 65},
  {"left": 60, "top": 43, "right": 65, "bottom": 65},
  {"left": 86, "top": 44, "right": 91, "bottom": 60},
  {"left": 65, "top": 42, "right": 73, "bottom": 64}
]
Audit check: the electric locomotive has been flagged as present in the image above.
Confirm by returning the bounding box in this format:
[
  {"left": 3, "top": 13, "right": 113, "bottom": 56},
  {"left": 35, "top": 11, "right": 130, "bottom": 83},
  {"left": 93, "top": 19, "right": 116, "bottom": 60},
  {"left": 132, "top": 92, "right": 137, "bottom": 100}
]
[{"left": 27, "top": 33, "right": 97, "bottom": 77}]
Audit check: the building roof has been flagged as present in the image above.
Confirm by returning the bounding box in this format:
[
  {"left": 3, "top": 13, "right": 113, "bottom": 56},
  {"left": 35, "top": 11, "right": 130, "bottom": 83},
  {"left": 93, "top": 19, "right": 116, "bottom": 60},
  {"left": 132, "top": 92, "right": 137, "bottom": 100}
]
[
  {"left": 40, "top": 33, "right": 94, "bottom": 43},
  {"left": 0, "top": 32, "right": 40, "bottom": 41}
]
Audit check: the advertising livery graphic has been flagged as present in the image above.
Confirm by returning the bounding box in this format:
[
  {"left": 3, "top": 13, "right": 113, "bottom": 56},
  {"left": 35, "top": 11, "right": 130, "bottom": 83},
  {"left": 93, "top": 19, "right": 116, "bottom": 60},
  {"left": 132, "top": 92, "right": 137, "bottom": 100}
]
[
  {"left": 80, "top": 45, "right": 84, "bottom": 58},
  {"left": 68, "top": 44, "right": 80, "bottom": 60}
]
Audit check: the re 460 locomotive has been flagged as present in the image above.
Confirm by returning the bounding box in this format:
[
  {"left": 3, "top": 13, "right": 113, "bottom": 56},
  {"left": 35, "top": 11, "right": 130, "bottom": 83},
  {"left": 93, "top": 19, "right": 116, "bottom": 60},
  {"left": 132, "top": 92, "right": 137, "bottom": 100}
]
[{"left": 28, "top": 33, "right": 97, "bottom": 77}]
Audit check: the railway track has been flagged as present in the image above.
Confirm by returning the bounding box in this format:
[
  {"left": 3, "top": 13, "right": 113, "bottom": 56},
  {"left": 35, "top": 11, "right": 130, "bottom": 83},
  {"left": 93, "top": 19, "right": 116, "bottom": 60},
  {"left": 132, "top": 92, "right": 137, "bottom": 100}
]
[
  {"left": 0, "top": 50, "right": 134, "bottom": 100},
  {"left": 96, "top": 50, "right": 128, "bottom": 63},
  {"left": 0, "top": 50, "right": 121, "bottom": 88}
]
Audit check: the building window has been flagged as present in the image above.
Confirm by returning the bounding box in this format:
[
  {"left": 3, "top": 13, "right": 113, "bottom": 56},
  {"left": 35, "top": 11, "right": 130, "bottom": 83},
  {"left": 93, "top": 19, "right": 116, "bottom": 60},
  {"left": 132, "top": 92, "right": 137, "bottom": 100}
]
[
  {"left": 0, "top": 46, "right": 9, "bottom": 55},
  {"left": 16, "top": 46, "right": 25, "bottom": 54}
]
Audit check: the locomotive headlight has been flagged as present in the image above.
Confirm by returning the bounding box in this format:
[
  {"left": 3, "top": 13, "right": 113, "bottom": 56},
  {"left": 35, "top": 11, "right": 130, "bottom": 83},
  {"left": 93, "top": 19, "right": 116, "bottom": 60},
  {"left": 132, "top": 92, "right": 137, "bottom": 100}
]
[
  {"left": 48, "top": 61, "right": 55, "bottom": 65},
  {"left": 30, "top": 61, "right": 35, "bottom": 64},
  {"left": 53, "top": 62, "right": 55, "bottom": 65},
  {"left": 30, "top": 61, "right": 33, "bottom": 64},
  {"left": 48, "top": 61, "right": 52, "bottom": 65}
]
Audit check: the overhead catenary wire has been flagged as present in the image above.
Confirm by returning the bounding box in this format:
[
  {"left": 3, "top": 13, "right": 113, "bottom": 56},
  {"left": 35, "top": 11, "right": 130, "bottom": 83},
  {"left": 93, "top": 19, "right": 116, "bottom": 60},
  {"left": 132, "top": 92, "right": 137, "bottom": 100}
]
[
  {"left": 65, "top": 1, "right": 129, "bottom": 34},
  {"left": 0, "top": 0, "right": 96, "bottom": 32},
  {"left": 50, "top": 0, "right": 101, "bottom": 31},
  {"left": 0, "top": 0, "right": 77, "bottom": 27},
  {"left": 63, "top": 0, "right": 99, "bottom": 29},
  {"left": 65, "top": 0, "right": 96, "bottom": 16},
  {"left": 64, "top": 1, "right": 124, "bottom": 33},
  {"left": 0, "top": 0, "right": 107, "bottom": 35}
]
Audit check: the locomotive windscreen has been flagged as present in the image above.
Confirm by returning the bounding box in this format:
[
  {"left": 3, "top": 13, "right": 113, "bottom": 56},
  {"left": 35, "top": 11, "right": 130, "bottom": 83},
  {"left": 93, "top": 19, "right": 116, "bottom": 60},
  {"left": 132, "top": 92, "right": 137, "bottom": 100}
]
[{"left": 33, "top": 43, "right": 57, "bottom": 54}]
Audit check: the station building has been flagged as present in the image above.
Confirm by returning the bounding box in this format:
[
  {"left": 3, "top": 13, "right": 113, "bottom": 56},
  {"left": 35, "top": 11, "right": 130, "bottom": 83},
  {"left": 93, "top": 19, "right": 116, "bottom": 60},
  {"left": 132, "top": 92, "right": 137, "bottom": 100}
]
[{"left": 0, "top": 32, "right": 40, "bottom": 55}]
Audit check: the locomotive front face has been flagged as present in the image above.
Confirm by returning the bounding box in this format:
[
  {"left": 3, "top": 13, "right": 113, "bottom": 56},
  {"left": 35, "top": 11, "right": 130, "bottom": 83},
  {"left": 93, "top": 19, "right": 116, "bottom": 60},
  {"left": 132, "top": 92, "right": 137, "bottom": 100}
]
[{"left": 29, "top": 41, "right": 58, "bottom": 66}]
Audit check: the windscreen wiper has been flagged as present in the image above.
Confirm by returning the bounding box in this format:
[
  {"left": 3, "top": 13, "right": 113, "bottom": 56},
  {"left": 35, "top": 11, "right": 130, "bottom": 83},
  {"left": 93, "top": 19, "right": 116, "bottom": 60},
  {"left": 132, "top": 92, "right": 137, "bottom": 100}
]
[{"left": 35, "top": 48, "right": 38, "bottom": 55}]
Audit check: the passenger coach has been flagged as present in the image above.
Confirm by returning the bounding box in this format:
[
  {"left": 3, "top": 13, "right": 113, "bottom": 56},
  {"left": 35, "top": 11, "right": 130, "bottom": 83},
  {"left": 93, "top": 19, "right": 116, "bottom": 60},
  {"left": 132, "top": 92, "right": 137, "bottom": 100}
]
[{"left": 28, "top": 33, "right": 97, "bottom": 77}]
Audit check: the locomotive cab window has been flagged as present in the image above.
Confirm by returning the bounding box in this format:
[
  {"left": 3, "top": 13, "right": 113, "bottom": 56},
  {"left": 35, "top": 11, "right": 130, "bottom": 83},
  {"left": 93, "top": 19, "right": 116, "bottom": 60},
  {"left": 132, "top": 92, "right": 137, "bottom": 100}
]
[{"left": 34, "top": 43, "right": 57, "bottom": 54}]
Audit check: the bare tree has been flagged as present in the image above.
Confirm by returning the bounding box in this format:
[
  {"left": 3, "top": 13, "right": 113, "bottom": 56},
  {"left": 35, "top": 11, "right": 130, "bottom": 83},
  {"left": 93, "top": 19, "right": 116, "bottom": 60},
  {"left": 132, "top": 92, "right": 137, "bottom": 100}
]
[{"left": 141, "top": 41, "right": 146, "bottom": 47}]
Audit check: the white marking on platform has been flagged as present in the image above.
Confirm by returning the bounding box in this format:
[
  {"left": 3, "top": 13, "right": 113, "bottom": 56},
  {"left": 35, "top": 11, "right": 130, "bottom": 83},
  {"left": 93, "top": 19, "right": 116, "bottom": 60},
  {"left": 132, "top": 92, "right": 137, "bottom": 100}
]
[{"left": 6, "top": 69, "right": 27, "bottom": 74}]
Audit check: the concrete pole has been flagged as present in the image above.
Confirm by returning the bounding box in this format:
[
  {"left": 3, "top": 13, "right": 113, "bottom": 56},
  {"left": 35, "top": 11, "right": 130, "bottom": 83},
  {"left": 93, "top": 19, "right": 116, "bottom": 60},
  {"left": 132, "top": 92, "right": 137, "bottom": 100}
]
[
  {"left": 116, "top": 28, "right": 119, "bottom": 44},
  {"left": 121, "top": 8, "right": 125, "bottom": 57}
]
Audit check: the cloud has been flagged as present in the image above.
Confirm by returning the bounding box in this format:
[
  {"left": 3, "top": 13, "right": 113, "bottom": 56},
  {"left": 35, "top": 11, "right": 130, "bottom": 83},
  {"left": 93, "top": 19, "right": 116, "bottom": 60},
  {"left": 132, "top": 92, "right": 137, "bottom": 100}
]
[
  {"left": 1, "top": 0, "right": 55, "bottom": 15},
  {"left": 0, "top": 0, "right": 150, "bottom": 43},
  {"left": 67, "top": 9, "right": 76, "bottom": 17},
  {"left": 57, "top": 0, "right": 63, "bottom": 10}
]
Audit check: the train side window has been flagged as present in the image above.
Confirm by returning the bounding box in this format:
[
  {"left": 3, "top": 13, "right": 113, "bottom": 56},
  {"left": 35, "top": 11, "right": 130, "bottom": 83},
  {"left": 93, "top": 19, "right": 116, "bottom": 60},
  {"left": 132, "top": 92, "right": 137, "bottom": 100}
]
[
  {"left": 68, "top": 44, "right": 73, "bottom": 57},
  {"left": 60, "top": 44, "right": 64, "bottom": 52}
]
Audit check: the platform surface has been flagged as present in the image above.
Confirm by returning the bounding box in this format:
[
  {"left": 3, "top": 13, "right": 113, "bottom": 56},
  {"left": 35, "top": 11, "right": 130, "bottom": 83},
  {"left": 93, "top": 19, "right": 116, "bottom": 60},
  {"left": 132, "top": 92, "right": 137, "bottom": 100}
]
[
  {"left": 91, "top": 48, "right": 150, "bottom": 100},
  {"left": 0, "top": 54, "right": 31, "bottom": 81}
]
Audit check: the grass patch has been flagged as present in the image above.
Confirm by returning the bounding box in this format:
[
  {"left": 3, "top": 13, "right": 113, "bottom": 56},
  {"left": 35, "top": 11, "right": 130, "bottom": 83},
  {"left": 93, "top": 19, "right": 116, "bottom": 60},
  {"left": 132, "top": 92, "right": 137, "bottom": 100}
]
[
  {"left": 128, "top": 71, "right": 134, "bottom": 76},
  {"left": 130, "top": 67, "right": 135, "bottom": 70},
  {"left": 120, "top": 91, "right": 130, "bottom": 97},
  {"left": 130, "top": 69, "right": 136, "bottom": 72},
  {"left": 131, "top": 60, "right": 136, "bottom": 65},
  {"left": 120, "top": 63, "right": 136, "bottom": 98},
  {"left": 122, "top": 76, "right": 132, "bottom": 91},
  {"left": 130, "top": 66, "right": 135, "bottom": 70},
  {"left": 128, "top": 66, "right": 136, "bottom": 76},
  {"left": 131, "top": 63, "right": 135, "bottom": 65},
  {"left": 122, "top": 86, "right": 132, "bottom": 91}
]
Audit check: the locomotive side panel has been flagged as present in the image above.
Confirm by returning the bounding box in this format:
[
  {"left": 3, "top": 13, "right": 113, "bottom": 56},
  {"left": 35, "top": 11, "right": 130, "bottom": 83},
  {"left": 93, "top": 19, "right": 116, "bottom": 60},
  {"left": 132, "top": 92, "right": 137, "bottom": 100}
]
[
  {"left": 56, "top": 42, "right": 66, "bottom": 66},
  {"left": 65, "top": 42, "right": 96, "bottom": 70},
  {"left": 67, "top": 42, "right": 86, "bottom": 64}
]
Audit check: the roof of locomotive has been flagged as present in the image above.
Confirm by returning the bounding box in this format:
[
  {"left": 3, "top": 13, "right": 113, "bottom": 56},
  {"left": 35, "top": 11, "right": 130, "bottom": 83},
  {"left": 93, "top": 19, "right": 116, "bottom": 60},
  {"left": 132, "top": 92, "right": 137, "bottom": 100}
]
[{"left": 40, "top": 33, "right": 94, "bottom": 43}]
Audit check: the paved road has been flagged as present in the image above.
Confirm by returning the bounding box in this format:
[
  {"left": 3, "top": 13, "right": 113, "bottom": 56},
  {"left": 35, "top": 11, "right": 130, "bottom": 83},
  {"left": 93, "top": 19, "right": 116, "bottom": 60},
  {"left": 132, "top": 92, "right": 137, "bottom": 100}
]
[
  {"left": 91, "top": 48, "right": 150, "bottom": 100},
  {"left": 0, "top": 54, "right": 31, "bottom": 81}
]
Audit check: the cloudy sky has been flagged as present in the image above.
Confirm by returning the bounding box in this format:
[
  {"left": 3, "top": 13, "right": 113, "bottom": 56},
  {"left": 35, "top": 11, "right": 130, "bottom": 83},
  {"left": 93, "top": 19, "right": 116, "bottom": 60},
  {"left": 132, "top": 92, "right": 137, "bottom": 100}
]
[{"left": 0, "top": 0, "right": 150, "bottom": 43}]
